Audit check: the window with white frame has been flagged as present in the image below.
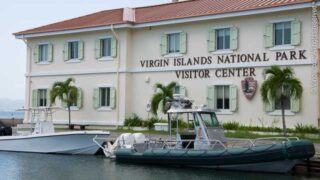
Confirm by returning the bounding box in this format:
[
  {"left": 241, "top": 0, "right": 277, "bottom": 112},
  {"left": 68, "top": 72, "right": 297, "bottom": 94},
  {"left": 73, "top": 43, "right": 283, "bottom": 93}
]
[
  {"left": 68, "top": 41, "right": 79, "bottom": 59},
  {"left": 100, "top": 38, "right": 112, "bottom": 57},
  {"left": 207, "top": 85, "right": 237, "bottom": 112},
  {"left": 264, "top": 20, "right": 301, "bottom": 48},
  {"left": 216, "top": 85, "right": 230, "bottom": 110},
  {"left": 174, "top": 85, "right": 181, "bottom": 95},
  {"left": 37, "top": 89, "right": 48, "bottom": 107},
  {"left": 274, "top": 85, "right": 291, "bottom": 110},
  {"left": 38, "top": 44, "right": 48, "bottom": 62},
  {"left": 167, "top": 33, "right": 180, "bottom": 53},
  {"left": 216, "top": 28, "right": 230, "bottom": 50},
  {"left": 274, "top": 21, "right": 291, "bottom": 46},
  {"left": 99, "top": 87, "right": 111, "bottom": 107}
]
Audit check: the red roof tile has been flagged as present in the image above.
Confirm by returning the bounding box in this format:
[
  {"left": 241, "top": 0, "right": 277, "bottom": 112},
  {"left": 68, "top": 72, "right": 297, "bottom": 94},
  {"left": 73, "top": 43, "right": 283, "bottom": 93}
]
[
  {"left": 15, "top": 9, "right": 124, "bottom": 35},
  {"left": 135, "top": 0, "right": 312, "bottom": 23},
  {"left": 14, "top": 0, "right": 312, "bottom": 36}
]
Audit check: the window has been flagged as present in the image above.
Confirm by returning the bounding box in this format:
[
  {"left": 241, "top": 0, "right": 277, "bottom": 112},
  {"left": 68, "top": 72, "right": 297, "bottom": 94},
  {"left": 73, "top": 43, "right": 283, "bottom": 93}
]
[
  {"left": 167, "top": 33, "right": 180, "bottom": 53},
  {"left": 37, "top": 89, "right": 47, "bottom": 107},
  {"left": 68, "top": 41, "right": 79, "bottom": 59},
  {"left": 216, "top": 86, "right": 230, "bottom": 110},
  {"left": 100, "top": 38, "right": 112, "bottom": 57},
  {"left": 207, "top": 85, "right": 237, "bottom": 112},
  {"left": 99, "top": 87, "right": 111, "bottom": 107},
  {"left": 38, "top": 44, "right": 48, "bottom": 62},
  {"left": 174, "top": 86, "right": 181, "bottom": 94},
  {"left": 274, "top": 22, "right": 291, "bottom": 46},
  {"left": 264, "top": 20, "right": 301, "bottom": 48},
  {"left": 199, "top": 113, "right": 219, "bottom": 127},
  {"left": 264, "top": 84, "right": 301, "bottom": 114},
  {"left": 275, "top": 85, "right": 291, "bottom": 110},
  {"left": 216, "top": 28, "right": 230, "bottom": 50}
]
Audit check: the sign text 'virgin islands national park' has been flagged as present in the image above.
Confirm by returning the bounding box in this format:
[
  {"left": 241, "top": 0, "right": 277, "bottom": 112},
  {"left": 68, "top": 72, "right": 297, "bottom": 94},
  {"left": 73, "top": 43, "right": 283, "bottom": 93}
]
[{"left": 139, "top": 50, "right": 307, "bottom": 79}]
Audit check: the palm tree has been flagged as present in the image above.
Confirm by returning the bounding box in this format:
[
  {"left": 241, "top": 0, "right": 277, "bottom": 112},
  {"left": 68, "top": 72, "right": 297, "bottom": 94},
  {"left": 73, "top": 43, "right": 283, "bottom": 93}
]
[
  {"left": 50, "top": 78, "right": 78, "bottom": 129},
  {"left": 261, "top": 66, "right": 303, "bottom": 136},
  {"left": 151, "top": 82, "right": 177, "bottom": 116}
]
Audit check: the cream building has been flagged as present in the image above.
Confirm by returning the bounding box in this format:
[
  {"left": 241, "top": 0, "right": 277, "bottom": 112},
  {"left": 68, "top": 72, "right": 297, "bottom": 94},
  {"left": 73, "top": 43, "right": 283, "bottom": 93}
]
[{"left": 14, "top": 0, "right": 320, "bottom": 128}]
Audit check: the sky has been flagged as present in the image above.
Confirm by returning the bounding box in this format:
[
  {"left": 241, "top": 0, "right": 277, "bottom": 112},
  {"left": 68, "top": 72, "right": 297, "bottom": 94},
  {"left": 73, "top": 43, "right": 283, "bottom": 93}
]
[{"left": 0, "top": 0, "right": 169, "bottom": 101}]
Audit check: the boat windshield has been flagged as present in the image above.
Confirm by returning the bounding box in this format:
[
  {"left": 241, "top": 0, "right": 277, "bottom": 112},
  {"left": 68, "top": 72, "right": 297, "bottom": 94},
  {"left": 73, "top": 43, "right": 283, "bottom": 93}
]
[{"left": 199, "top": 113, "right": 219, "bottom": 127}]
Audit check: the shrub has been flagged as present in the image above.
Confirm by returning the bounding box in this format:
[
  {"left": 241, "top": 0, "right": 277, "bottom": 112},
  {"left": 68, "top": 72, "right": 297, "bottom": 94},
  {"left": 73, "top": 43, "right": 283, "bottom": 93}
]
[
  {"left": 294, "top": 124, "right": 319, "bottom": 134},
  {"left": 171, "top": 118, "right": 188, "bottom": 129},
  {"left": 144, "top": 117, "right": 159, "bottom": 130},
  {"left": 124, "top": 114, "right": 143, "bottom": 127},
  {"left": 222, "top": 121, "right": 240, "bottom": 130}
]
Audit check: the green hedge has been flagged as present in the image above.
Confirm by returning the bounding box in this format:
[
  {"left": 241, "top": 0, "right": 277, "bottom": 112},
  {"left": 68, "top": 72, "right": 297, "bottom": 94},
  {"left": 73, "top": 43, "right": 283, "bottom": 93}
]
[
  {"left": 124, "top": 114, "right": 191, "bottom": 130},
  {"left": 222, "top": 121, "right": 319, "bottom": 134}
]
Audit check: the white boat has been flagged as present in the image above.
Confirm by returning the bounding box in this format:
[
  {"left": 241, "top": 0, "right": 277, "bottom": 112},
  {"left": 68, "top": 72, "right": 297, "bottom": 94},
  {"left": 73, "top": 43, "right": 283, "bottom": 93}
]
[{"left": 0, "top": 107, "right": 109, "bottom": 155}]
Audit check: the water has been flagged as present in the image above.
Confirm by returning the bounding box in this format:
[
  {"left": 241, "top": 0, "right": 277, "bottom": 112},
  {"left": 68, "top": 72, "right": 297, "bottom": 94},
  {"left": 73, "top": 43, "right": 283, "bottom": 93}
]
[
  {"left": 0, "top": 111, "right": 24, "bottom": 119},
  {"left": 0, "top": 152, "right": 311, "bottom": 180}
]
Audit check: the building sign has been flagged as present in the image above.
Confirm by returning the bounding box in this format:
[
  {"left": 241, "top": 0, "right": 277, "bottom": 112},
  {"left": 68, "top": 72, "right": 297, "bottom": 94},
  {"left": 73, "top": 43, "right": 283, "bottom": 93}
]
[
  {"left": 139, "top": 50, "right": 307, "bottom": 79},
  {"left": 241, "top": 77, "right": 257, "bottom": 100}
]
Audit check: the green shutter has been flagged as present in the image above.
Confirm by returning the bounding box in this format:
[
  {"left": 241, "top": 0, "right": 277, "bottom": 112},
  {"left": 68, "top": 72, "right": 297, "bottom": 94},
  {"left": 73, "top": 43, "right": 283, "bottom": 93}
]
[
  {"left": 229, "top": 85, "right": 237, "bottom": 112},
  {"left": 78, "top": 41, "right": 84, "bottom": 60},
  {"left": 95, "top": 39, "right": 101, "bottom": 59},
  {"left": 207, "top": 29, "right": 216, "bottom": 52},
  {"left": 77, "top": 88, "right": 83, "bottom": 109},
  {"left": 33, "top": 46, "right": 39, "bottom": 63},
  {"left": 46, "top": 89, "right": 51, "bottom": 107},
  {"left": 230, "top": 27, "right": 238, "bottom": 50},
  {"left": 160, "top": 34, "right": 168, "bottom": 56},
  {"left": 180, "top": 32, "right": 187, "bottom": 54},
  {"left": 207, "top": 86, "right": 216, "bottom": 109},
  {"left": 111, "top": 37, "right": 117, "bottom": 58},
  {"left": 93, "top": 88, "right": 100, "bottom": 109},
  {"left": 32, "top": 90, "right": 38, "bottom": 107},
  {"left": 291, "top": 96, "right": 300, "bottom": 113},
  {"left": 180, "top": 86, "right": 186, "bottom": 97},
  {"left": 63, "top": 43, "right": 69, "bottom": 61},
  {"left": 291, "top": 20, "right": 301, "bottom": 46},
  {"left": 110, "top": 87, "right": 116, "bottom": 109},
  {"left": 264, "top": 23, "right": 274, "bottom": 48},
  {"left": 264, "top": 100, "right": 275, "bottom": 112},
  {"left": 48, "top": 44, "right": 53, "bottom": 62}
]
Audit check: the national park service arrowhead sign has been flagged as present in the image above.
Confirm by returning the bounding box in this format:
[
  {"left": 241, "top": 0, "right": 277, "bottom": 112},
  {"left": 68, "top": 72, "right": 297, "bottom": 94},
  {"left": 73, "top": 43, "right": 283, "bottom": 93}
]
[{"left": 241, "top": 77, "right": 257, "bottom": 100}]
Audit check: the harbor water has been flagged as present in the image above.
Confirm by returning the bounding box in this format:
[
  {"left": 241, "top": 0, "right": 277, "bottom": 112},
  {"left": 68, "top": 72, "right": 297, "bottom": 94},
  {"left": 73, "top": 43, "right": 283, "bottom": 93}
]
[
  {"left": 0, "top": 111, "right": 24, "bottom": 119},
  {"left": 0, "top": 152, "right": 313, "bottom": 180}
]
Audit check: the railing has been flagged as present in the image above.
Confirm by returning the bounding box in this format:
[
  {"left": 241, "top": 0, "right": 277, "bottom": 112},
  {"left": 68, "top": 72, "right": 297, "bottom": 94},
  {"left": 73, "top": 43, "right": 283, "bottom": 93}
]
[{"left": 252, "top": 137, "right": 300, "bottom": 145}]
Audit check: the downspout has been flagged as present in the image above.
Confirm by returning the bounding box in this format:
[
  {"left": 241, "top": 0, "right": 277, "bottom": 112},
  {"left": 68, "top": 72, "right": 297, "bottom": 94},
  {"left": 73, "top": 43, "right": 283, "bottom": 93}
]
[
  {"left": 22, "top": 36, "right": 32, "bottom": 123},
  {"left": 311, "top": 1, "right": 320, "bottom": 126},
  {"left": 111, "top": 24, "right": 120, "bottom": 128}
]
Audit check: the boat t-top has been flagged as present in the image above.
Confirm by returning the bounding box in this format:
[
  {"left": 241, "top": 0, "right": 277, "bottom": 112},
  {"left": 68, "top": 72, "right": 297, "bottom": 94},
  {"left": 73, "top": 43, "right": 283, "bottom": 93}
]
[{"left": 99, "top": 97, "right": 315, "bottom": 173}]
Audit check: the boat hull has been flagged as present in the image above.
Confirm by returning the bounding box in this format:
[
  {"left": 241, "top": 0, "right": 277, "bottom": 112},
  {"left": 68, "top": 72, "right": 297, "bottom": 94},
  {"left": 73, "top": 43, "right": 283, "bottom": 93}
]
[
  {"left": 0, "top": 131, "right": 109, "bottom": 155},
  {"left": 115, "top": 140, "right": 315, "bottom": 173}
]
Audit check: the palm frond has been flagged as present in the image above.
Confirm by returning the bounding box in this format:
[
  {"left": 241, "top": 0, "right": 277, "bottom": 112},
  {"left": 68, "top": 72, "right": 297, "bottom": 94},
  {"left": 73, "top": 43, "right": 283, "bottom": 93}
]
[{"left": 151, "top": 93, "right": 163, "bottom": 115}]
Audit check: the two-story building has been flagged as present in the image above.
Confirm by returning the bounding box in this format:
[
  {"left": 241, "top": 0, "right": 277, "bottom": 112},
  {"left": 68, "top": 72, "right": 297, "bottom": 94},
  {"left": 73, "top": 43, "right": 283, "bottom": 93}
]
[{"left": 14, "top": 0, "right": 320, "bottom": 128}]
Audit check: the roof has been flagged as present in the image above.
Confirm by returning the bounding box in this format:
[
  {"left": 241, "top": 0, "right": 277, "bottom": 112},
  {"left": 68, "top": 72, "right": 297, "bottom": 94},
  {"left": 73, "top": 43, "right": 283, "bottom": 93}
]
[{"left": 14, "top": 0, "right": 313, "bottom": 36}]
